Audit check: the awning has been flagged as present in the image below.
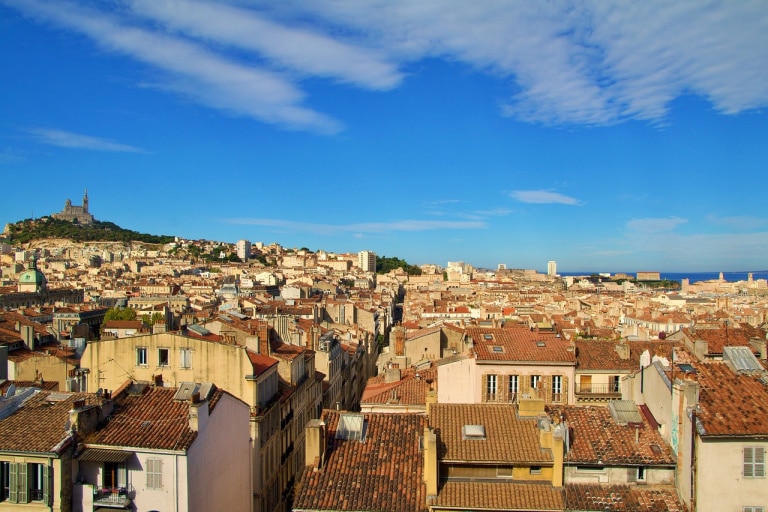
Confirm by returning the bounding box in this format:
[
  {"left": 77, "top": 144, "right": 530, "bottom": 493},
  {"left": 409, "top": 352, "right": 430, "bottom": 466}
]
[{"left": 78, "top": 448, "right": 133, "bottom": 463}]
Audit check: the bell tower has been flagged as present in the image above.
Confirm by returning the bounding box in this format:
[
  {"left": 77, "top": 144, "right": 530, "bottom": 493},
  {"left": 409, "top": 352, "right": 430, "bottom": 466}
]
[{"left": 83, "top": 189, "right": 89, "bottom": 213}]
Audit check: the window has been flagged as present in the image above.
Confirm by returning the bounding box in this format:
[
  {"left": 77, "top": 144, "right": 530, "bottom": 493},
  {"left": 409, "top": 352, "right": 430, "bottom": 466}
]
[
  {"left": 158, "top": 348, "right": 169, "bottom": 367},
  {"left": 744, "top": 447, "right": 766, "bottom": 477},
  {"left": 552, "top": 375, "right": 563, "bottom": 403},
  {"left": 610, "top": 375, "right": 621, "bottom": 393},
  {"left": 486, "top": 375, "right": 498, "bottom": 401},
  {"left": 530, "top": 466, "right": 542, "bottom": 475},
  {"left": 136, "top": 347, "right": 147, "bottom": 366},
  {"left": 496, "top": 466, "right": 513, "bottom": 478},
  {"left": 744, "top": 507, "right": 765, "bottom": 512},
  {"left": 530, "top": 375, "right": 541, "bottom": 390},
  {"left": 29, "top": 464, "right": 44, "bottom": 501},
  {"left": 636, "top": 466, "right": 647, "bottom": 482},
  {"left": 146, "top": 458, "right": 163, "bottom": 489},
  {"left": 0, "top": 461, "right": 8, "bottom": 501},
  {"left": 179, "top": 348, "right": 192, "bottom": 369},
  {"left": 5, "top": 463, "right": 49, "bottom": 504},
  {"left": 508, "top": 375, "right": 519, "bottom": 402}
]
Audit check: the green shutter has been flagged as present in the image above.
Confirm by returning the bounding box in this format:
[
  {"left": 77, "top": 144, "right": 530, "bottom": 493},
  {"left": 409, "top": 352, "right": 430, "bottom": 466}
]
[
  {"left": 43, "top": 464, "right": 51, "bottom": 506},
  {"left": 8, "top": 463, "right": 17, "bottom": 503},
  {"left": 17, "top": 464, "right": 27, "bottom": 503}
]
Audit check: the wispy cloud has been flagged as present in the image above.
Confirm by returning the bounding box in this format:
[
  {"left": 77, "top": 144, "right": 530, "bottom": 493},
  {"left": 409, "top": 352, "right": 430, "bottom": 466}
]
[
  {"left": 4, "top": 1, "right": 767, "bottom": 130},
  {"left": 129, "top": 0, "right": 402, "bottom": 90},
  {"left": 626, "top": 216, "right": 687, "bottom": 234},
  {"left": 4, "top": 0, "right": 342, "bottom": 134},
  {"left": 225, "top": 218, "right": 485, "bottom": 235},
  {"left": 26, "top": 128, "right": 145, "bottom": 153},
  {"left": 510, "top": 190, "right": 581, "bottom": 205},
  {"left": 707, "top": 214, "right": 767, "bottom": 231}
]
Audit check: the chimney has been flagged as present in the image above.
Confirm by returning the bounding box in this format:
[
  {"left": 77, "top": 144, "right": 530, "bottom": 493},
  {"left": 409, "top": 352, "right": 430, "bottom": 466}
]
[
  {"left": 305, "top": 419, "right": 326, "bottom": 470},
  {"left": 423, "top": 427, "right": 438, "bottom": 497},
  {"left": 615, "top": 341, "right": 630, "bottom": 360},
  {"left": 258, "top": 324, "right": 270, "bottom": 355},
  {"left": 425, "top": 379, "right": 437, "bottom": 416},
  {"left": 551, "top": 420, "right": 565, "bottom": 488},
  {"left": 0, "top": 346, "right": 7, "bottom": 381},
  {"left": 188, "top": 395, "right": 208, "bottom": 432},
  {"left": 395, "top": 326, "right": 405, "bottom": 357}
]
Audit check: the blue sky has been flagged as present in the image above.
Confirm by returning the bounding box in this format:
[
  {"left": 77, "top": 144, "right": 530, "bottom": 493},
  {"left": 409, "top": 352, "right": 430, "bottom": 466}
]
[{"left": 2, "top": 1, "right": 768, "bottom": 273}]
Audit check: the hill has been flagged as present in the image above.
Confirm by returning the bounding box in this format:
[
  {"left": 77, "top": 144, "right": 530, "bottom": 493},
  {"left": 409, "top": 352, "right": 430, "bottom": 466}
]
[{"left": 3, "top": 217, "right": 174, "bottom": 245}]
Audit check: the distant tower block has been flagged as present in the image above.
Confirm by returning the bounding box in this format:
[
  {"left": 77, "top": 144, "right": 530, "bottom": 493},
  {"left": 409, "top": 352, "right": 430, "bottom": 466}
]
[{"left": 547, "top": 260, "right": 557, "bottom": 276}]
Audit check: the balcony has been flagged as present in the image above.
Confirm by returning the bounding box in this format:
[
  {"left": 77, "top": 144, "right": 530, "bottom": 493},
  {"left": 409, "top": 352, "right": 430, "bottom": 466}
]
[
  {"left": 575, "top": 382, "right": 621, "bottom": 400},
  {"left": 93, "top": 484, "right": 134, "bottom": 509}
]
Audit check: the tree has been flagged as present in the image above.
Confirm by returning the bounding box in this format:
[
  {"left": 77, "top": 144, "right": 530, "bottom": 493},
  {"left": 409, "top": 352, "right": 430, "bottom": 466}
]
[{"left": 103, "top": 307, "right": 137, "bottom": 323}]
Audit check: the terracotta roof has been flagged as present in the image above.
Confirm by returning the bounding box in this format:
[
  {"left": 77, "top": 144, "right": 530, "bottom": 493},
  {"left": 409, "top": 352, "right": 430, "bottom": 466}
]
[
  {"left": 292, "top": 410, "right": 427, "bottom": 512},
  {"left": 565, "top": 484, "right": 687, "bottom": 511},
  {"left": 678, "top": 326, "right": 761, "bottom": 355},
  {"left": 0, "top": 391, "right": 91, "bottom": 453},
  {"left": 695, "top": 361, "right": 768, "bottom": 437},
  {"left": 430, "top": 403, "right": 552, "bottom": 464},
  {"left": 246, "top": 350, "right": 279, "bottom": 375},
  {"left": 547, "top": 405, "right": 675, "bottom": 466},
  {"left": 433, "top": 481, "right": 564, "bottom": 511},
  {"left": 84, "top": 386, "right": 204, "bottom": 451},
  {"left": 361, "top": 365, "right": 436, "bottom": 406},
  {"left": 467, "top": 327, "right": 576, "bottom": 364},
  {"left": 575, "top": 340, "right": 676, "bottom": 371}
]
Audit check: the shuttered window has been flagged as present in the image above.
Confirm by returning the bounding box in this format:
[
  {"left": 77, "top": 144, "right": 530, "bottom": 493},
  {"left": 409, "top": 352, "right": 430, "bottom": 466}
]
[
  {"left": 146, "top": 458, "right": 163, "bottom": 489},
  {"left": 744, "top": 447, "right": 766, "bottom": 478}
]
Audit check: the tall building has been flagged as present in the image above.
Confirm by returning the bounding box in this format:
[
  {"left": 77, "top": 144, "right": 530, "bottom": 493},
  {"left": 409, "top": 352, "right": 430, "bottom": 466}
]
[
  {"left": 236, "top": 239, "right": 251, "bottom": 261},
  {"left": 547, "top": 260, "right": 557, "bottom": 276},
  {"left": 358, "top": 250, "right": 377, "bottom": 272}
]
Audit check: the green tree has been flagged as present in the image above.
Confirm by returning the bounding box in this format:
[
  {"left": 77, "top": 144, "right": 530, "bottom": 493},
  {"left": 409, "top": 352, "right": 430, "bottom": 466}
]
[{"left": 103, "top": 307, "right": 137, "bottom": 323}]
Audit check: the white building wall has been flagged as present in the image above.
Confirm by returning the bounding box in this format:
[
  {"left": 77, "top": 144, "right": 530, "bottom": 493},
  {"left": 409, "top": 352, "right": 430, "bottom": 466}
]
[
  {"left": 187, "top": 393, "right": 251, "bottom": 512},
  {"left": 694, "top": 439, "right": 768, "bottom": 512}
]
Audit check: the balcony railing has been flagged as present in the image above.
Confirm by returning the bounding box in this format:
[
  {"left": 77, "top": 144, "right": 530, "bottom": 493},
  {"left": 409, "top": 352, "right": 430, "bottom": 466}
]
[
  {"left": 93, "top": 484, "right": 134, "bottom": 508},
  {"left": 575, "top": 383, "right": 621, "bottom": 395}
]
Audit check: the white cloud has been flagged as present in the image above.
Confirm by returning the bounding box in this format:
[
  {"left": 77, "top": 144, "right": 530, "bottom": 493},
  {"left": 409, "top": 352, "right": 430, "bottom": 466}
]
[
  {"left": 5, "top": 0, "right": 767, "bottom": 130},
  {"left": 26, "top": 128, "right": 145, "bottom": 153},
  {"left": 225, "top": 217, "right": 485, "bottom": 235},
  {"left": 707, "top": 214, "right": 767, "bottom": 231},
  {"left": 4, "top": 0, "right": 342, "bottom": 134},
  {"left": 129, "top": 0, "right": 402, "bottom": 90},
  {"left": 510, "top": 190, "right": 581, "bottom": 205},
  {"left": 626, "top": 216, "right": 687, "bottom": 234}
]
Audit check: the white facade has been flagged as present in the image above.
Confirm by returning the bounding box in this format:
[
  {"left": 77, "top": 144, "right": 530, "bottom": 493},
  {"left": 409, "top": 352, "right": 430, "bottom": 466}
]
[
  {"left": 547, "top": 260, "right": 557, "bottom": 276},
  {"left": 358, "top": 250, "right": 377, "bottom": 272},
  {"left": 236, "top": 239, "right": 251, "bottom": 261}
]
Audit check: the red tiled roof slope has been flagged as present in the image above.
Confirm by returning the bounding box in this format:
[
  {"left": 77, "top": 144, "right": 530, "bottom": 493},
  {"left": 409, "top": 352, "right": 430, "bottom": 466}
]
[
  {"left": 430, "top": 403, "right": 552, "bottom": 464},
  {"left": 292, "top": 410, "right": 427, "bottom": 512},
  {"left": 434, "top": 481, "right": 564, "bottom": 511},
  {"left": 565, "top": 484, "right": 687, "bottom": 511},
  {"left": 468, "top": 327, "right": 575, "bottom": 363},
  {"left": 85, "top": 387, "right": 203, "bottom": 451}
]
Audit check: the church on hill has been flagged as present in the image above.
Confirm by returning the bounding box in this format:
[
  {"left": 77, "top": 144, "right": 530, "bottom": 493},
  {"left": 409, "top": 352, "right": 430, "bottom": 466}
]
[{"left": 52, "top": 189, "right": 94, "bottom": 224}]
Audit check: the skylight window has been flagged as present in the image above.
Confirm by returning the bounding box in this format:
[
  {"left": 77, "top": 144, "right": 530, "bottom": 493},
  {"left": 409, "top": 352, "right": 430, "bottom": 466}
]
[
  {"left": 483, "top": 334, "right": 494, "bottom": 341},
  {"left": 492, "top": 346, "right": 504, "bottom": 353},
  {"left": 462, "top": 424, "right": 486, "bottom": 440},
  {"left": 336, "top": 413, "right": 367, "bottom": 441}
]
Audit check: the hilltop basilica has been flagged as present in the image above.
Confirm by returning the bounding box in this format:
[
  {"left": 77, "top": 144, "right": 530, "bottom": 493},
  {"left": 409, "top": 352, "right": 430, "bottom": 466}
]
[{"left": 52, "top": 189, "right": 94, "bottom": 224}]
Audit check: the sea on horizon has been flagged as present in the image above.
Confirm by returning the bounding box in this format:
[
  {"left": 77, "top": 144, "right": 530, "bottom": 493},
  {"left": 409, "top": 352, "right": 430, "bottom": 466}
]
[{"left": 559, "top": 271, "right": 768, "bottom": 284}]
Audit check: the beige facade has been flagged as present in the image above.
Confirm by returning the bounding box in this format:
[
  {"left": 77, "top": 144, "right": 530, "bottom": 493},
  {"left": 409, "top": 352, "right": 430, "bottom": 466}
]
[{"left": 79, "top": 331, "right": 319, "bottom": 512}]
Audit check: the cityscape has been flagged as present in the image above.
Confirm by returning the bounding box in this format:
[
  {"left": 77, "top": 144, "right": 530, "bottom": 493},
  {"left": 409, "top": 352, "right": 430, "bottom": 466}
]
[
  {"left": 1, "top": 192, "right": 768, "bottom": 511},
  {"left": 3, "top": 2, "right": 768, "bottom": 511}
]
